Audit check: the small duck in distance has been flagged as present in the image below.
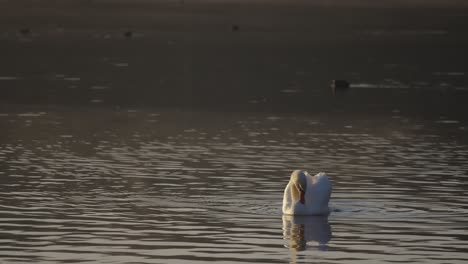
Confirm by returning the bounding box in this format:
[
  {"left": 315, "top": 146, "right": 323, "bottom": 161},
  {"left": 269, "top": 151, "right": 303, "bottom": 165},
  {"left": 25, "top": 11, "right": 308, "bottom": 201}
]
[
  {"left": 282, "top": 170, "right": 332, "bottom": 215},
  {"left": 19, "top": 28, "right": 31, "bottom": 35},
  {"left": 331, "top": 79, "right": 350, "bottom": 94},
  {"left": 123, "top": 31, "right": 133, "bottom": 38}
]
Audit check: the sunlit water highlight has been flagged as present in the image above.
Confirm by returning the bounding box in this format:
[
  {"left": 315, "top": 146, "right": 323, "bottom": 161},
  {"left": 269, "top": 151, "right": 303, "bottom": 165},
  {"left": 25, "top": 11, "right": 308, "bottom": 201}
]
[{"left": 1, "top": 109, "right": 467, "bottom": 263}]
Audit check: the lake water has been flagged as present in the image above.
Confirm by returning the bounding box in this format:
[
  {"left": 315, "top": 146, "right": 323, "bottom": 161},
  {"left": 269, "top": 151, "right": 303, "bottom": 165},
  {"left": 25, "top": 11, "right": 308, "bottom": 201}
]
[
  {"left": 1, "top": 2, "right": 468, "bottom": 264},
  {"left": 1, "top": 108, "right": 468, "bottom": 263}
]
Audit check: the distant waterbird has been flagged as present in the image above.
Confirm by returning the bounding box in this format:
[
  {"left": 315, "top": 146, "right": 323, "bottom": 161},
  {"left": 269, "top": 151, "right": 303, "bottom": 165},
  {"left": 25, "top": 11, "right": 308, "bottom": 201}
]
[
  {"left": 19, "top": 28, "right": 31, "bottom": 35},
  {"left": 331, "top": 79, "right": 350, "bottom": 94},
  {"left": 123, "top": 31, "right": 133, "bottom": 38}
]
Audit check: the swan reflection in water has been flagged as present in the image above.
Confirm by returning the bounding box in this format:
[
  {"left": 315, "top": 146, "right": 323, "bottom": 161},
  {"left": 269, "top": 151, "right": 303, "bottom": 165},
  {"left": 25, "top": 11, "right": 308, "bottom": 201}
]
[{"left": 282, "top": 215, "right": 332, "bottom": 252}]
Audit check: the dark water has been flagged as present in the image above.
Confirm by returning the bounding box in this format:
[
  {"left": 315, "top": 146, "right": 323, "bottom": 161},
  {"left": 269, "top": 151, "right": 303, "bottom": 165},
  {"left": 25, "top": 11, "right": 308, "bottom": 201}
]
[
  {"left": 1, "top": 3, "right": 468, "bottom": 264},
  {"left": 1, "top": 4, "right": 468, "bottom": 111}
]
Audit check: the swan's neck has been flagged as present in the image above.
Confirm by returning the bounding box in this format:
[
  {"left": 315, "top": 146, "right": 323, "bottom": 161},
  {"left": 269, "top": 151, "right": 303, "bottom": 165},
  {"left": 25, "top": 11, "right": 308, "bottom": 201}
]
[{"left": 291, "top": 184, "right": 305, "bottom": 204}]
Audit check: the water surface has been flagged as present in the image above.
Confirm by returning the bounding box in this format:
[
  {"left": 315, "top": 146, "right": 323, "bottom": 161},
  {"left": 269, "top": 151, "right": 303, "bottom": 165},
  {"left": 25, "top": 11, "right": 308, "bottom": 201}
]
[
  {"left": 1, "top": 3, "right": 468, "bottom": 263},
  {"left": 1, "top": 109, "right": 467, "bottom": 263}
]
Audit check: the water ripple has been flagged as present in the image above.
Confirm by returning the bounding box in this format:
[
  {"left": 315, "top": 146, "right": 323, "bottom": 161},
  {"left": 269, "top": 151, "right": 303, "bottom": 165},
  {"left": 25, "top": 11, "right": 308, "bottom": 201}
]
[{"left": 1, "top": 109, "right": 468, "bottom": 263}]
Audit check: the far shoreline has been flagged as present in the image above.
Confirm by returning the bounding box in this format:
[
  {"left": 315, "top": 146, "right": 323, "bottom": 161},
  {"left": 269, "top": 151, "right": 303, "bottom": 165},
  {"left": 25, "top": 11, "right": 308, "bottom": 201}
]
[{"left": 2, "top": 0, "right": 468, "bottom": 9}]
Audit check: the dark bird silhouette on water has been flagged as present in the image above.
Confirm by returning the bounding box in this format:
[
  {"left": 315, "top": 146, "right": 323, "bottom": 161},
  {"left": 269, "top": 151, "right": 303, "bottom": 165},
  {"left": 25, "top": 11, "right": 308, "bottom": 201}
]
[
  {"left": 331, "top": 79, "right": 350, "bottom": 94},
  {"left": 19, "top": 28, "right": 30, "bottom": 35},
  {"left": 124, "top": 31, "right": 133, "bottom": 38}
]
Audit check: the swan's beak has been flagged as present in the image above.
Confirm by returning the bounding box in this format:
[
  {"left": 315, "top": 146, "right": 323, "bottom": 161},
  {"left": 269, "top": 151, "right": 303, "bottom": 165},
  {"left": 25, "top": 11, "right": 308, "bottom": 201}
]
[{"left": 299, "top": 190, "right": 305, "bottom": 204}]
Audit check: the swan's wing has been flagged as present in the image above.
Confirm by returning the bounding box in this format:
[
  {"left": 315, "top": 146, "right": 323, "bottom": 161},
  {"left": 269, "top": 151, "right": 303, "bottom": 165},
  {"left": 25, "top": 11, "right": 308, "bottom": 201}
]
[
  {"left": 314, "top": 172, "right": 332, "bottom": 194},
  {"left": 311, "top": 172, "right": 332, "bottom": 208}
]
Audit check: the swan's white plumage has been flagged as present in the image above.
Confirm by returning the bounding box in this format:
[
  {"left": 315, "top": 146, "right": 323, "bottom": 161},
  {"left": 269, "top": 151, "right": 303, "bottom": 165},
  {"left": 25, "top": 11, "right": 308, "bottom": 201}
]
[{"left": 282, "top": 171, "right": 332, "bottom": 215}]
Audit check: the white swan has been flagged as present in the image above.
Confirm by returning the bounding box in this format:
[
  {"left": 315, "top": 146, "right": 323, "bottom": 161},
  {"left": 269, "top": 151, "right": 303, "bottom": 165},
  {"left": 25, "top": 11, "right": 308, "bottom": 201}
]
[{"left": 282, "top": 170, "right": 332, "bottom": 215}]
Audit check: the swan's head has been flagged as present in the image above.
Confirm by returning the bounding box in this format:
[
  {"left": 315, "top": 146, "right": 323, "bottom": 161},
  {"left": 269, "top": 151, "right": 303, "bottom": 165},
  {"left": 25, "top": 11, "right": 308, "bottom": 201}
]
[{"left": 290, "top": 170, "right": 307, "bottom": 204}]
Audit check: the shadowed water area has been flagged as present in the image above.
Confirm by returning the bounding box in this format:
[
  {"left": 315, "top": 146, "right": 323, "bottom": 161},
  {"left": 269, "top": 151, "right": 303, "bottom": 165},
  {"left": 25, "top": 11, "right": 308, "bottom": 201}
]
[{"left": 1, "top": 2, "right": 468, "bottom": 264}]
